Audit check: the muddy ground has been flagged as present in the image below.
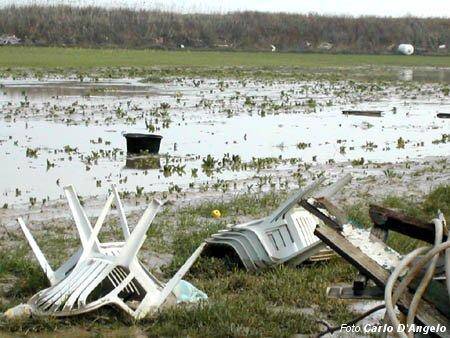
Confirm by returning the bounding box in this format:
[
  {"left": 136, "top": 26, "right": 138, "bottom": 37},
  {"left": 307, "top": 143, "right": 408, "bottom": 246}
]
[{"left": 2, "top": 154, "right": 448, "bottom": 260}]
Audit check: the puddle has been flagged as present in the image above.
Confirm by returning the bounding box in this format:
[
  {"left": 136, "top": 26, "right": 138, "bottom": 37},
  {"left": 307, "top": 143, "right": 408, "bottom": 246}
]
[
  {"left": 0, "top": 76, "right": 449, "bottom": 206},
  {"left": 0, "top": 78, "right": 166, "bottom": 99}
]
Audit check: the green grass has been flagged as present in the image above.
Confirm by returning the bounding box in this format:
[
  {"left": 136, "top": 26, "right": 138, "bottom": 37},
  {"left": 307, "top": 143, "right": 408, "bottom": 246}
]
[
  {"left": 0, "top": 185, "right": 447, "bottom": 336},
  {"left": 1, "top": 46, "right": 450, "bottom": 69}
]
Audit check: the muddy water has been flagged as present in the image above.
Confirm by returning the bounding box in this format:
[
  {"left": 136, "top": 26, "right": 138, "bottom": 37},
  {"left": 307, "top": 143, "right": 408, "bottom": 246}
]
[{"left": 0, "top": 75, "right": 449, "bottom": 206}]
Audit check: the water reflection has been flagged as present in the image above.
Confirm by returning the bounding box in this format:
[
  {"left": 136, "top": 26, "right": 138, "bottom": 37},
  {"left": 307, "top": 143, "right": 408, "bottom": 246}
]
[
  {"left": 396, "top": 68, "right": 450, "bottom": 83},
  {"left": 125, "top": 155, "right": 161, "bottom": 170},
  {"left": 398, "top": 69, "right": 413, "bottom": 81}
]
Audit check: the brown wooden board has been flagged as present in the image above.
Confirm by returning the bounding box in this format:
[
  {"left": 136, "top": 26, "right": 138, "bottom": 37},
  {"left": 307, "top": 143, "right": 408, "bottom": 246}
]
[
  {"left": 369, "top": 205, "right": 448, "bottom": 244},
  {"left": 342, "top": 110, "right": 382, "bottom": 117},
  {"left": 299, "top": 200, "right": 342, "bottom": 230}
]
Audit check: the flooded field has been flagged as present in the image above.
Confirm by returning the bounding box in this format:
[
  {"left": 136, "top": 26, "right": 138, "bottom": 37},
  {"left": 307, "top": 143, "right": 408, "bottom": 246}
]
[{"left": 0, "top": 72, "right": 449, "bottom": 206}]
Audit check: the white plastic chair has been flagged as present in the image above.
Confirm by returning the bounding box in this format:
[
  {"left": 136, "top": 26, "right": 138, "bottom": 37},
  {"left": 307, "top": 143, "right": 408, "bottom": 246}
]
[
  {"left": 206, "top": 175, "right": 351, "bottom": 269},
  {"left": 18, "top": 185, "right": 206, "bottom": 319},
  {"left": 18, "top": 185, "right": 130, "bottom": 286}
]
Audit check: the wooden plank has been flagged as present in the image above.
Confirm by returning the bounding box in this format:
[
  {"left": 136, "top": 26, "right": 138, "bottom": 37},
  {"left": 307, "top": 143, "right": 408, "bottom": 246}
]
[
  {"left": 315, "top": 225, "right": 390, "bottom": 287},
  {"left": 437, "top": 113, "right": 450, "bottom": 119},
  {"left": 315, "top": 225, "right": 450, "bottom": 332},
  {"left": 369, "top": 205, "right": 448, "bottom": 244},
  {"left": 299, "top": 199, "right": 342, "bottom": 230},
  {"left": 342, "top": 110, "right": 382, "bottom": 117},
  {"left": 315, "top": 197, "right": 348, "bottom": 226}
]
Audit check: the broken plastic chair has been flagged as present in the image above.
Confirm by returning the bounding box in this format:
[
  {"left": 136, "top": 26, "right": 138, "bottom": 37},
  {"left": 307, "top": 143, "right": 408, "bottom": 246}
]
[
  {"left": 17, "top": 185, "right": 206, "bottom": 319},
  {"left": 205, "top": 175, "right": 351, "bottom": 270}
]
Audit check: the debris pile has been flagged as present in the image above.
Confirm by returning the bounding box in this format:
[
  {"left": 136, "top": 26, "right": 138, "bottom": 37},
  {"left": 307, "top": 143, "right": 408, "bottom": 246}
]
[
  {"left": 5, "top": 177, "right": 449, "bottom": 336},
  {"left": 308, "top": 199, "right": 449, "bottom": 336},
  {"left": 0, "top": 34, "right": 20, "bottom": 45}
]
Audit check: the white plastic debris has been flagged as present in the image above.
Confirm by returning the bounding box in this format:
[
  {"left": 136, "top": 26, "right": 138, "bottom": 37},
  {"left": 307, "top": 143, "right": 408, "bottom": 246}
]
[
  {"left": 342, "top": 223, "right": 402, "bottom": 270},
  {"left": 3, "top": 304, "right": 33, "bottom": 319},
  {"left": 397, "top": 44, "right": 414, "bottom": 55},
  {"left": 318, "top": 42, "right": 333, "bottom": 50}
]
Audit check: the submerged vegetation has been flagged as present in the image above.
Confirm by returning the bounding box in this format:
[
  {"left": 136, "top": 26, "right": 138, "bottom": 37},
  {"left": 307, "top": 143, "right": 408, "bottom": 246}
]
[{"left": 0, "top": 73, "right": 448, "bottom": 206}]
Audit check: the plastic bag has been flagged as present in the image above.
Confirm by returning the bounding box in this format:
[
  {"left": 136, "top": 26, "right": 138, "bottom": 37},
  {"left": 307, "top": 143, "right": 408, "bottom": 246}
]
[{"left": 173, "top": 280, "right": 207, "bottom": 303}]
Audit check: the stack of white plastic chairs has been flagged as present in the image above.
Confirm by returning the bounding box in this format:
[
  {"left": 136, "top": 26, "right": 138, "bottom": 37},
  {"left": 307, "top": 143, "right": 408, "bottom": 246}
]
[
  {"left": 205, "top": 175, "right": 351, "bottom": 270},
  {"left": 17, "top": 185, "right": 206, "bottom": 319}
]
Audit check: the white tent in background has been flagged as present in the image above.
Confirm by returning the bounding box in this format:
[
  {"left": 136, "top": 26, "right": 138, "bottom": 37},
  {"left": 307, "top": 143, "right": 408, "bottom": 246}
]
[{"left": 397, "top": 44, "right": 414, "bottom": 55}]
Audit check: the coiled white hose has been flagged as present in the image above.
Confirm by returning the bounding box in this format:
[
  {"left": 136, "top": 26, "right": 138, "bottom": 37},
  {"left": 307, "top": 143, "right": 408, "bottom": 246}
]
[{"left": 384, "top": 212, "right": 448, "bottom": 338}]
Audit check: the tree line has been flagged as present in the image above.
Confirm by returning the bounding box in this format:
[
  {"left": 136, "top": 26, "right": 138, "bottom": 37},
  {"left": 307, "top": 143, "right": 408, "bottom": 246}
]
[{"left": 0, "top": 5, "right": 448, "bottom": 54}]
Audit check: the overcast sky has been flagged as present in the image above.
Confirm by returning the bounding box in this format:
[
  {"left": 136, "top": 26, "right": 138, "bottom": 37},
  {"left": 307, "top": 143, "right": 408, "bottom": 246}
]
[{"left": 1, "top": 0, "right": 450, "bottom": 17}]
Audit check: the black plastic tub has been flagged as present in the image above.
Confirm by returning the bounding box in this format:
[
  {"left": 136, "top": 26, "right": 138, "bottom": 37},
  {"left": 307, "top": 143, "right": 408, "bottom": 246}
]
[{"left": 123, "top": 133, "right": 163, "bottom": 154}]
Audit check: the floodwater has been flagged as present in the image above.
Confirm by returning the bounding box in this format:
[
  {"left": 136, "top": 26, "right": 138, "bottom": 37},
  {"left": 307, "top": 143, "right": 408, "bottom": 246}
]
[{"left": 0, "top": 72, "right": 449, "bottom": 206}]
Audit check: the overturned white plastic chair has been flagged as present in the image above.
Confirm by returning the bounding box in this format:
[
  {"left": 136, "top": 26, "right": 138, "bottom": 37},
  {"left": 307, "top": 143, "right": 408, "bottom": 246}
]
[
  {"left": 18, "top": 185, "right": 206, "bottom": 319},
  {"left": 18, "top": 185, "right": 131, "bottom": 286},
  {"left": 205, "top": 175, "right": 351, "bottom": 270}
]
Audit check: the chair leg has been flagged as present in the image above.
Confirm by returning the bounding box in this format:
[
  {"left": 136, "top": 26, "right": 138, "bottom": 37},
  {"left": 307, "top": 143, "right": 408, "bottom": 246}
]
[
  {"left": 268, "top": 177, "right": 326, "bottom": 223},
  {"left": 112, "top": 185, "right": 130, "bottom": 240},
  {"left": 156, "top": 242, "right": 206, "bottom": 306},
  {"left": 64, "top": 185, "right": 100, "bottom": 251},
  {"left": 117, "top": 199, "right": 163, "bottom": 267},
  {"left": 134, "top": 242, "right": 206, "bottom": 319},
  {"left": 17, "top": 218, "right": 57, "bottom": 285},
  {"left": 79, "top": 192, "right": 115, "bottom": 260}
]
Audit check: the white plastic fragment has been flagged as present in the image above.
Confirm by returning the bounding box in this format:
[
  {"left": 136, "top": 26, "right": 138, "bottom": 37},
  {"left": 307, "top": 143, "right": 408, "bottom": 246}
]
[
  {"left": 342, "top": 223, "right": 402, "bottom": 270},
  {"left": 398, "top": 44, "right": 414, "bottom": 55}
]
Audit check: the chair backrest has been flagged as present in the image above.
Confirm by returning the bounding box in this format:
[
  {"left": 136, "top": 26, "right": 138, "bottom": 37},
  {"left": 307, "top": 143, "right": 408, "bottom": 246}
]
[
  {"left": 261, "top": 175, "right": 352, "bottom": 259},
  {"left": 267, "top": 177, "right": 326, "bottom": 224}
]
